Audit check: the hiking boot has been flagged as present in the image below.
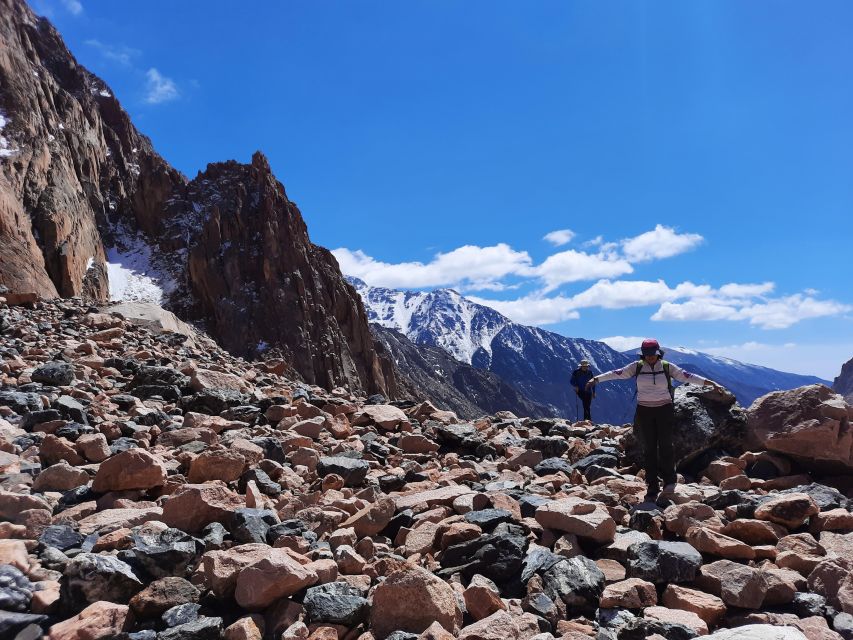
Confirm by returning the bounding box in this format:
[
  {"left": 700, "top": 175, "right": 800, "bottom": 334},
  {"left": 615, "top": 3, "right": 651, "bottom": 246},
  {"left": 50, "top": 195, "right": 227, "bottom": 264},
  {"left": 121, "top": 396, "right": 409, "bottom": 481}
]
[
  {"left": 662, "top": 482, "right": 677, "bottom": 493},
  {"left": 644, "top": 486, "right": 659, "bottom": 503}
]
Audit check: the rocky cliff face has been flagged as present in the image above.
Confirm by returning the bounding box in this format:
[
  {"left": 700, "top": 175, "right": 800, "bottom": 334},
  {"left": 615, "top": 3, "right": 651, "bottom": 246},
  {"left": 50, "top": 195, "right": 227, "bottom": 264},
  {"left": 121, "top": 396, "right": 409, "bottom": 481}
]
[
  {"left": 0, "top": 0, "right": 183, "bottom": 300},
  {"left": 0, "top": 0, "right": 396, "bottom": 396},
  {"left": 834, "top": 356, "right": 853, "bottom": 404},
  {"left": 162, "top": 153, "right": 395, "bottom": 395}
]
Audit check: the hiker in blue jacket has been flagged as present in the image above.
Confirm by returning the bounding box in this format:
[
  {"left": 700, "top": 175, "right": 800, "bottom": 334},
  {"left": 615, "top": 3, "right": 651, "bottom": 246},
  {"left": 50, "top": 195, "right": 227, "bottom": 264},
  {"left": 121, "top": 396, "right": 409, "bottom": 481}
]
[
  {"left": 570, "top": 359, "right": 595, "bottom": 422},
  {"left": 586, "top": 338, "right": 724, "bottom": 501}
]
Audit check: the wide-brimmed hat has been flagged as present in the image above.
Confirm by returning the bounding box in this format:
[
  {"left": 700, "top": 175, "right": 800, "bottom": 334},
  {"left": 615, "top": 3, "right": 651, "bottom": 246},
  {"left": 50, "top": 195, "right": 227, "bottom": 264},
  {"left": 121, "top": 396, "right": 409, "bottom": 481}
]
[{"left": 580, "top": 359, "right": 590, "bottom": 366}]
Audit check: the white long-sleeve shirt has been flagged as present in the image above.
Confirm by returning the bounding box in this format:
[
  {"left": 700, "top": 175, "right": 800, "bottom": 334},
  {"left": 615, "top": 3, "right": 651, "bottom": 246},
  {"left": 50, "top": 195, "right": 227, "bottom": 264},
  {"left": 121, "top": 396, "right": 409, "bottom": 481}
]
[{"left": 594, "top": 360, "right": 712, "bottom": 407}]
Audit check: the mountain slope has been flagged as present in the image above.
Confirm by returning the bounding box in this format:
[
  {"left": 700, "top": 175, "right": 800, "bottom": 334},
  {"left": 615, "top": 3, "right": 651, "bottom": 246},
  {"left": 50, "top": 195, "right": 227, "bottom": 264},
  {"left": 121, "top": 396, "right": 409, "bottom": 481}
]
[
  {"left": 0, "top": 0, "right": 395, "bottom": 396},
  {"left": 352, "top": 278, "right": 639, "bottom": 424},
  {"left": 660, "top": 347, "right": 830, "bottom": 409},
  {"left": 372, "top": 323, "right": 553, "bottom": 420}
]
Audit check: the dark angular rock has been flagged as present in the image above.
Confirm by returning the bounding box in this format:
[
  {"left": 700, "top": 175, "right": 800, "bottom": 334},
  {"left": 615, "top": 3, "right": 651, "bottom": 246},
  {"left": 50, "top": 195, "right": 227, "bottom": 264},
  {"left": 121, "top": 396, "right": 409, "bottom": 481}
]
[
  {"left": 379, "top": 474, "right": 406, "bottom": 493},
  {"left": 522, "top": 591, "right": 559, "bottom": 623},
  {"left": 617, "top": 617, "right": 698, "bottom": 640},
  {"left": 521, "top": 547, "right": 563, "bottom": 583},
  {"left": 789, "top": 592, "right": 826, "bottom": 618},
  {"left": 435, "top": 424, "right": 485, "bottom": 449},
  {"left": 220, "top": 405, "right": 260, "bottom": 423},
  {"left": 534, "top": 457, "right": 574, "bottom": 477},
  {"left": 440, "top": 531, "right": 528, "bottom": 585},
  {"left": 131, "top": 528, "right": 201, "bottom": 580},
  {"left": 626, "top": 541, "right": 702, "bottom": 584},
  {"left": 55, "top": 395, "right": 88, "bottom": 424},
  {"left": 158, "top": 616, "right": 222, "bottom": 640},
  {"left": 519, "top": 495, "right": 551, "bottom": 518},
  {"left": 463, "top": 509, "right": 514, "bottom": 531},
  {"left": 20, "top": 409, "right": 62, "bottom": 430},
  {"left": 317, "top": 456, "right": 369, "bottom": 487},
  {"left": 304, "top": 582, "right": 369, "bottom": 626},
  {"left": 60, "top": 553, "right": 143, "bottom": 612},
  {"left": 32, "top": 361, "right": 75, "bottom": 386},
  {"left": 58, "top": 485, "right": 96, "bottom": 510},
  {"left": 0, "top": 565, "right": 34, "bottom": 612},
  {"left": 0, "top": 611, "right": 48, "bottom": 639},
  {"left": 130, "top": 366, "right": 190, "bottom": 390},
  {"left": 132, "top": 384, "right": 182, "bottom": 401},
  {"left": 526, "top": 436, "right": 569, "bottom": 459},
  {"left": 182, "top": 389, "right": 246, "bottom": 415},
  {"left": 39, "top": 525, "right": 84, "bottom": 552},
  {"left": 161, "top": 602, "right": 202, "bottom": 628},
  {"left": 780, "top": 483, "right": 850, "bottom": 511},
  {"left": 200, "top": 522, "right": 228, "bottom": 550},
  {"left": 266, "top": 519, "right": 308, "bottom": 546},
  {"left": 237, "top": 468, "right": 281, "bottom": 496},
  {"left": 541, "top": 556, "right": 605, "bottom": 616},
  {"left": 573, "top": 453, "right": 619, "bottom": 472},
  {"left": 230, "top": 508, "right": 278, "bottom": 544},
  {"left": 0, "top": 391, "right": 42, "bottom": 415},
  {"left": 249, "top": 437, "right": 286, "bottom": 464},
  {"left": 110, "top": 437, "right": 141, "bottom": 455}
]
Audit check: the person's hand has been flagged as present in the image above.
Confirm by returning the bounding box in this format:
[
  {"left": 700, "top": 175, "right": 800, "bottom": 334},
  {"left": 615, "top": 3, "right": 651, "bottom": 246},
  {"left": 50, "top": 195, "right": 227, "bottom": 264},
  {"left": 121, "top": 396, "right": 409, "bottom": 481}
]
[{"left": 585, "top": 380, "right": 596, "bottom": 391}]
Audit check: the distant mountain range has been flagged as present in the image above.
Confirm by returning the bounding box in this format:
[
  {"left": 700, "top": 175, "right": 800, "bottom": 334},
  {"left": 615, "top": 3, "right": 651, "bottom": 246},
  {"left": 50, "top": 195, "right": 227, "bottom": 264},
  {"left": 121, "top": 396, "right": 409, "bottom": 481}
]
[{"left": 352, "top": 278, "right": 831, "bottom": 422}]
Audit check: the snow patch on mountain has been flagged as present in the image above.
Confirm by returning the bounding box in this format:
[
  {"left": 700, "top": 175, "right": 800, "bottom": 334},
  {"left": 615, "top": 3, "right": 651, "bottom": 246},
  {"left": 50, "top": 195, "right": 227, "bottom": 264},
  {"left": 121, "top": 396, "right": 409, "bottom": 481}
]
[{"left": 105, "top": 227, "right": 176, "bottom": 304}]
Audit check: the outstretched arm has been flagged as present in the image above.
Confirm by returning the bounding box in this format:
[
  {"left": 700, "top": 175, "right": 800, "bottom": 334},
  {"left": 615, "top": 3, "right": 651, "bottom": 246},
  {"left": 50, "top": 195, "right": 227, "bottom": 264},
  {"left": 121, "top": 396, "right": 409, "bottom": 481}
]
[
  {"left": 585, "top": 365, "right": 635, "bottom": 390},
  {"left": 669, "top": 363, "right": 724, "bottom": 392}
]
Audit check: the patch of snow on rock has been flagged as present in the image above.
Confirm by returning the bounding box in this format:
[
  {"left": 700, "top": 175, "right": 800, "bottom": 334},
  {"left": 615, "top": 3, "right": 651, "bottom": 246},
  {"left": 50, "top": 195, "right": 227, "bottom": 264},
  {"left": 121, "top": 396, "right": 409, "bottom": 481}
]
[
  {"left": 105, "top": 231, "right": 176, "bottom": 304},
  {"left": 0, "top": 113, "right": 20, "bottom": 158}
]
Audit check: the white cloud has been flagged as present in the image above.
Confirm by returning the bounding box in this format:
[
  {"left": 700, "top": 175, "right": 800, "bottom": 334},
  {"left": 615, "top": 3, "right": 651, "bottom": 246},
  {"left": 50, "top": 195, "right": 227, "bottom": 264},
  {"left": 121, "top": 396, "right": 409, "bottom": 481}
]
[
  {"left": 144, "top": 68, "right": 179, "bottom": 104},
  {"left": 535, "top": 250, "right": 633, "bottom": 292},
  {"left": 598, "top": 336, "right": 648, "bottom": 352},
  {"left": 61, "top": 0, "right": 82, "bottom": 15},
  {"left": 736, "top": 295, "right": 852, "bottom": 329},
  {"left": 652, "top": 293, "right": 851, "bottom": 329},
  {"left": 543, "top": 229, "right": 575, "bottom": 247},
  {"left": 718, "top": 282, "right": 775, "bottom": 299},
  {"left": 467, "top": 294, "right": 579, "bottom": 325},
  {"left": 570, "top": 279, "right": 710, "bottom": 310},
  {"left": 332, "top": 244, "right": 533, "bottom": 290},
  {"left": 85, "top": 40, "right": 141, "bottom": 66},
  {"left": 621, "top": 224, "right": 704, "bottom": 263}
]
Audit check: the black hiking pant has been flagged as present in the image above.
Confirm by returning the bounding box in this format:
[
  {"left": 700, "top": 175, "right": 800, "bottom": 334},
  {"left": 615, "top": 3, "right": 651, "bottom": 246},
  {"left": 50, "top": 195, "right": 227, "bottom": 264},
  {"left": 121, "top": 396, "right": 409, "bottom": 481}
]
[
  {"left": 579, "top": 392, "right": 592, "bottom": 421},
  {"left": 635, "top": 403, "right": 676, "bottom": 492}
]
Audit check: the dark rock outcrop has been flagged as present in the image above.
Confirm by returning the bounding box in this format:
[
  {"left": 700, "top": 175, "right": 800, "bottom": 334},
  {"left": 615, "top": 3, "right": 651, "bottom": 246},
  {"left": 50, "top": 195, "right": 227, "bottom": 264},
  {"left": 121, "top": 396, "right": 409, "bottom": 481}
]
[{"left": 834, "top": 356, "right": 853, "bottom": 404}]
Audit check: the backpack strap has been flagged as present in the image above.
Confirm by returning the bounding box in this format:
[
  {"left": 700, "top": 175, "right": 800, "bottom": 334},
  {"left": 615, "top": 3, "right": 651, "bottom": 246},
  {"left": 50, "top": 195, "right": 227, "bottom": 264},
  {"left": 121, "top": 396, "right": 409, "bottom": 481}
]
[
  {"left": 633, "top": 361, "right": 643, "bottom": 377},
  {"left": 662, "top": 361, "right": 674, "bottom": 401}
]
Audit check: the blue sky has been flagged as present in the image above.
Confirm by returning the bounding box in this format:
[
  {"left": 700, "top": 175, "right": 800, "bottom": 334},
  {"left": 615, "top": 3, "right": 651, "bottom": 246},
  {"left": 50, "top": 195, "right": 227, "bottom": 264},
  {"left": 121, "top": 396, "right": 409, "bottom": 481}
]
[{"left": 38, "top": 0, "right": 853, "bottom": 379}]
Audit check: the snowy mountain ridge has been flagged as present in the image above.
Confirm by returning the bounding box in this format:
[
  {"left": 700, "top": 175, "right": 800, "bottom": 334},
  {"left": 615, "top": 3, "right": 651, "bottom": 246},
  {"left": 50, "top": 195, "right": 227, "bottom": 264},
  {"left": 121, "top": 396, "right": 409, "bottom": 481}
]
[{"left": 352, "top": 277, "right": 832, "bottom": 419}]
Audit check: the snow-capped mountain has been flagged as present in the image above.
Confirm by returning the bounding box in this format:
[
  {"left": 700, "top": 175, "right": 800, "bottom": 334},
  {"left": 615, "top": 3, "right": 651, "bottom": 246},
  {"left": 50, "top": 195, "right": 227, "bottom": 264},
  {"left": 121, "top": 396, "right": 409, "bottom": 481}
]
[
  {"left": 351, "top": 278, "right": 639, "bottom": 424},
  {"left": 352, "top": 277, "right": 834, "bottom": 422},
  {"left": 656, "top": 347, "right": 831, "bottom": 408}
]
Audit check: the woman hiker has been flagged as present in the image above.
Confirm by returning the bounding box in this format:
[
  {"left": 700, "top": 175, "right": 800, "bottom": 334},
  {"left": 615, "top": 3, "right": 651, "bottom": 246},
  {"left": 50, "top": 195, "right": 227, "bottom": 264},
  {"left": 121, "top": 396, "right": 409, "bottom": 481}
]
[{"left": 586, "top": 338, "right": 725, "bottom": 501}]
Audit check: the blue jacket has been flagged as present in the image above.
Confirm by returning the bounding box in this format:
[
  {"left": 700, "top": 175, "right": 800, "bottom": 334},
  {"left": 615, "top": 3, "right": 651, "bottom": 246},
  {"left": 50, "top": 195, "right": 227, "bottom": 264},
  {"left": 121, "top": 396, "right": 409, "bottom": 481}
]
[{"left": 570, "top": 367, "right": 595, "bottom": 396}]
